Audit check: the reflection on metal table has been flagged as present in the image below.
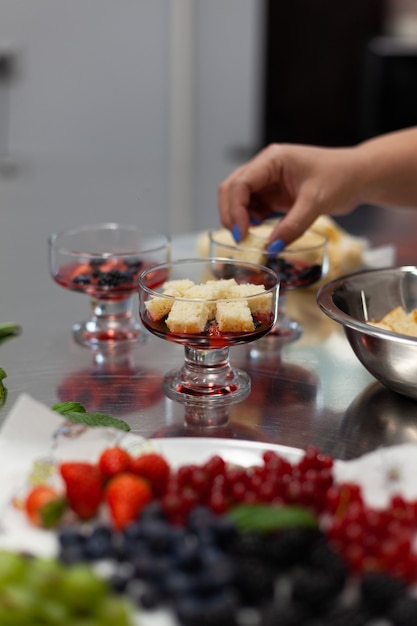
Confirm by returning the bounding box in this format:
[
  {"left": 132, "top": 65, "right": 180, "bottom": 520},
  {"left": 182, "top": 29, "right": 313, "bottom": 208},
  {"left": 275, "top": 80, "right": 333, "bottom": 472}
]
[{"left": 1, "top": 206, "right": 417, "bottom": 460}]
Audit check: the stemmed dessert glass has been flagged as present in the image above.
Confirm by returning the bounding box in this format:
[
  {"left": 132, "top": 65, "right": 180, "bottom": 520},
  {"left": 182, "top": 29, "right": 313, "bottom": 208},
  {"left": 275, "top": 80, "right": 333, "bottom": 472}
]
[
  {"left": 49, "top": 223, "right": 171, "bottom": 348},
  {"left": 210, "top": 223, "right": 328, "bottom": 343},
  {"left": 138, "top": 258, "right": 279, "bottom": 412}
]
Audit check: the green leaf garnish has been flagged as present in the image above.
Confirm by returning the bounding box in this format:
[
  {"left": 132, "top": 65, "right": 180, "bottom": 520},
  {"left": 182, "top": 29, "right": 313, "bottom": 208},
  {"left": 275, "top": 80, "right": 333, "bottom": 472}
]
[
  {"left": 229, "top": 503, "right": 317, "bottom": 533},
  {"left": 52, "top": 402, "right": 86, "bottom": 414},
  {"left": 0, "top": 367, "right": 7, "bottom": 406},
  {"left": 0, "top": 322, "right": 21, "bottom": 338},
  {"left": 52, "top": 402, "right": 130, "bottom": 432},
  {"left": 40, "top": 497, "right": 67, "bottom": 528}
]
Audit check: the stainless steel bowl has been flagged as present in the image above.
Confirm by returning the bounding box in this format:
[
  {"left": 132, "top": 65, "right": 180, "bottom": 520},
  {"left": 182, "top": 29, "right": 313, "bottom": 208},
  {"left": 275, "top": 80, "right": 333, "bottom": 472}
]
[{"left": 317, "top": 266, "right": 417, "bottom": 399}]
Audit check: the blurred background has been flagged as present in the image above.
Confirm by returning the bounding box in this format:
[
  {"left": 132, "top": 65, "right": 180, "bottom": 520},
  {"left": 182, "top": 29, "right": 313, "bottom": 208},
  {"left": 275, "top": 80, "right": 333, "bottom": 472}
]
[{"left": 1, "top": 0, "right": 417, "bottom": 239}]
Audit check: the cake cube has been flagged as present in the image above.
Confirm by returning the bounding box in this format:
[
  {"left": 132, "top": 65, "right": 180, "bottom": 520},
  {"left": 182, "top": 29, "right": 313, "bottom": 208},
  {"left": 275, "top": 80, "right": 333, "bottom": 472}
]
[
  {"left": 162, "top": 279, "right": 195, "bottom": 295},
  {"left": 216, "top": 300, "right": 254, "bottom": 332},
  {"left": 145, "top": 295, "right": 175, "bottom": 320},
  {"left": 166, "top": 300, "right": 210, "bottom": 334},
  {"left": 206, "top": 278, "right": 237, "bottom": 299},
  {"left": 183, "top": 283, "right": 217, "bottom": 319},
  {"left": 231, "top": 283, "right": 273, "bottom": 316}
]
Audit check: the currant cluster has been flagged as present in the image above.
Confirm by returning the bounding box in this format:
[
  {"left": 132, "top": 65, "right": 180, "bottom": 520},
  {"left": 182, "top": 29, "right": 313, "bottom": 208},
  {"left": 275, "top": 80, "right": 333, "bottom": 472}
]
[
  {"left": 325, "top": 482, "right": 417, "bottom": 583},
  {"left": 160, "top": 446, "right": 334, "bottom": 525}
]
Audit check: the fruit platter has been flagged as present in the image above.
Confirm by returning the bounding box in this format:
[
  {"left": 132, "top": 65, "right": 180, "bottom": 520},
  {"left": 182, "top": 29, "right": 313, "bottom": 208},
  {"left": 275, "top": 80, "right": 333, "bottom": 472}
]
[{"left": 1, "top": 395, "right": 417, "bottom": 626}]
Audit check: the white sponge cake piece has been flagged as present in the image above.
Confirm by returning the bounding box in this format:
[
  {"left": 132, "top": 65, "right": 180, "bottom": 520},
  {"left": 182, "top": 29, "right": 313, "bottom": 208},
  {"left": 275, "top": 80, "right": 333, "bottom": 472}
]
[
  {"left": 216, "top": 300, "right": 255, "bottom": 332},
  {"left": 166, "top": 300, "right": 210, "bottom": 334},
  {"left": 369, "top": 305, "right": 417, "bottom": 338},
  {"left": 162, "top": 279, "right": 195, "bottom": 295},
  {"left": 184, "top": 283, "right": 217, "bottom": 319},
  {"left": 230, "top": 283, "right": 273, "bottom": 316},
  {"left": 145, "top": 279, "right": 196, "bottom": 321},
  {"left": 145, "top": 295, "right": 175, "bottom": 321}
]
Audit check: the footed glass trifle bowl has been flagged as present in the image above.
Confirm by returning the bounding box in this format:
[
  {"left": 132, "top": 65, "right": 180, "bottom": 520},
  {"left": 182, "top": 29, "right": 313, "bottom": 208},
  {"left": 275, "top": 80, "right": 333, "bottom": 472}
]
[
  {"left": 49, "top": 223, "right": 170, "bottom": 348},
  {"left": 210, "top": 222, "right": 328, "bottom": 343},
  {"left": 138, "top": 258, "right": 279, "bottom": 410}
]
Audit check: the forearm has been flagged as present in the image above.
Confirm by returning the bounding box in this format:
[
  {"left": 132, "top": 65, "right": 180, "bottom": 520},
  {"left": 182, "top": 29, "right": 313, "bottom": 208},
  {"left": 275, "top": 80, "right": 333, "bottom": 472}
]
[{"left": 355, "top": 127, "right": 417, "bottom": 209}]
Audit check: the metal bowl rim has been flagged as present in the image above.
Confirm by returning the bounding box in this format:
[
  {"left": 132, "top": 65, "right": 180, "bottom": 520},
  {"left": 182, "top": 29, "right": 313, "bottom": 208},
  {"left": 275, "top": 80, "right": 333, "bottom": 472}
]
[{"left": 316, "top": 265, "right": 417, "bottom": 345}]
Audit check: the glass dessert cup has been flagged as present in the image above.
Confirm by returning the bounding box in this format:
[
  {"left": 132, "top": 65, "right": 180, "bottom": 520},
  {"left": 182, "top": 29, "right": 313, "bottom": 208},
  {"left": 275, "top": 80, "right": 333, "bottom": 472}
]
[
  {"left": 209, "top": 223, "right": 328, "bottom": 343},
  {"left": 138, "top": 258, "right": 279, "bottom": 412},
  {"left": 49, "top": 223, "right": 171, "bottom": 348}
]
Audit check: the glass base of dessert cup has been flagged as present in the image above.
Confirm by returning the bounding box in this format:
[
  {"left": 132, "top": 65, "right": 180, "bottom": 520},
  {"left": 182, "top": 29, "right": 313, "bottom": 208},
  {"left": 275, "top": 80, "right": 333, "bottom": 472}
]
[
  {"left": 162, "top": 345, "right": 251, "bottom": 420},
  {"left": 73, "top": 296, "right": 146, "bottom": 348}
]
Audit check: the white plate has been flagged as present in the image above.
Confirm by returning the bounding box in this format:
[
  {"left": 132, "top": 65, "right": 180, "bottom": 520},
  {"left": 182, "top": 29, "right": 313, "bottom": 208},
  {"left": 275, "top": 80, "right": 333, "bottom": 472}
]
[{"left": 2, "top": 395, "right": 417, "bottom": 626}]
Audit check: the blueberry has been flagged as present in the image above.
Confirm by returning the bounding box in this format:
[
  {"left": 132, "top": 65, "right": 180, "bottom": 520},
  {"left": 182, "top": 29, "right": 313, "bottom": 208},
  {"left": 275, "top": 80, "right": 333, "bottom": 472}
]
[
  {"left": 175, "top": 589, "right": 238, "bottom": 626},
  {"left": 58, "top": 526, "right": 85, "bottom": 548},
  {"left": 297, "top": 264, "right": 322, "bottom": 283},
  {"left": 108, "top": 562, "right": 135, "bottom": 593},
  {"left": 132, "top": 552, "right": 158, "bottom": 579},
  {"left": 174, "top": 538, "right": 202, "bottom": 571},
  {"left": 164, "top": 571, "right": 195, "bottom": 597},
  {"left": 73, "top": 274, "right": 91, "bottom": 285},
  {"left": 140, "top": 518, "right": 173, "bottom": 553},
  {"left": 138, "top": 584, "right": 165, "bottom": 610},
  {"left": 84, "top": 525, "right": 114, "bottom": 559},
  {"left": 124, "top": 256, "right": 144, "bottom": 269}
]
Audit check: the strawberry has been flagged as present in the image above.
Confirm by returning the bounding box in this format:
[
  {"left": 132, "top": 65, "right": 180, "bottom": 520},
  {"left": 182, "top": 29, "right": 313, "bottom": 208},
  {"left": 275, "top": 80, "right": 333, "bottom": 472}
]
[
  {"left": 105, "top": 472, "right": 152, "bottom": 530},
  {"left": 24, "top": 485, "right": 66, "bottom": 528},
  {"left": 98, "top": 446, "right": 132, "bottom": 479},
  {"left": 129, "top": 452, "right": 171, "bottom": 496},
  {"left": 59, "top": 462, "right": 102, "bottom": 519}
]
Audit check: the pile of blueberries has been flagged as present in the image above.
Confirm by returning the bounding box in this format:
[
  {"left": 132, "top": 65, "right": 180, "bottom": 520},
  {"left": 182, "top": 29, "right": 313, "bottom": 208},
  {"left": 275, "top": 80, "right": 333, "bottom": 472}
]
[
  {"left": 58, "top": 503, "right": 417, "bottom": 626},
  {"left": 73, "top": 258, "right": 144, "bottom": 289}
]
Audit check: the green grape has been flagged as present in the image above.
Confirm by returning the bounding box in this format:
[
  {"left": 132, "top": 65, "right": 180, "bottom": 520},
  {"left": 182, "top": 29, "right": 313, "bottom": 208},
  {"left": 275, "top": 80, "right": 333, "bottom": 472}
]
[
  {"left": 0, "top": 550, "right": 26, "bottom": 585},
  {"left": 56, "top": 564, "right": 108, "bottom": 612},
  {"left": 33, "top": 597, "right": 71, "bottom": 624},
  {"left": 0, "top": 553, "right": 135, "bottom": 626},
  {"left": 23, "top": 556, "right": 65, "bottom": 598},
  {"left": 0, "top": 584, "right": 39, "bottom": 624},
  {"left": 95, "top": 595, "right": 135, "bottom": 626}
]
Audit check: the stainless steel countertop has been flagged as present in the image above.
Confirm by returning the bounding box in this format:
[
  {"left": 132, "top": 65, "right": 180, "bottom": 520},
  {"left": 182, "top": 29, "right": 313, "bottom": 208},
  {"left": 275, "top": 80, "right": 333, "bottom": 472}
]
[{"left": 2, "top": 220, "right": 417, "bottom": 461}]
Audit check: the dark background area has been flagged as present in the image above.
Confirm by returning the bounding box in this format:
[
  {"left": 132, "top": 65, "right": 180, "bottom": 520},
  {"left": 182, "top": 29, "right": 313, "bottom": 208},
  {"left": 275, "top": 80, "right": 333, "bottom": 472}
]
[
  {"left": 262, "top": 0, "right": 417, "bottom": 148},
  {"left": 261, "top": 0, "right": 417, "bottom": 241}
]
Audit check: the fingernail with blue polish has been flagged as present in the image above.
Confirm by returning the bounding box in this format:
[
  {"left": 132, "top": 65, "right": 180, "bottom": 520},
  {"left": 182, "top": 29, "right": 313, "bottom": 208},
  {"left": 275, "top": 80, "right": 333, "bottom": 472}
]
[
  {"left": 267, "top": 239, "right": 286, "bottom": 256},
  {"left": 249, "top": 216, "right": 261, "bottom": 225},
  {"left": 231, "top": 224, "right": 241, "bottom": 243}
]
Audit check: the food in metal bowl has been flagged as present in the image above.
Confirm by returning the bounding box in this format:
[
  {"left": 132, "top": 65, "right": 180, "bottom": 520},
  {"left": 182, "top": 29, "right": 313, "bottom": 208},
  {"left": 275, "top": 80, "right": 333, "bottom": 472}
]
[{"left": 316, "top": 266, "right": 417, "bottom": 400}]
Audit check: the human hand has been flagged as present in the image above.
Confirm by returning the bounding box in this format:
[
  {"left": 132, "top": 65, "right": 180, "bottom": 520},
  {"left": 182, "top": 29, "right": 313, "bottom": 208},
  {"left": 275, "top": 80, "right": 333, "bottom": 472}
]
[{"left": 218, "top": 143, "right": 362, "bottom": 251}]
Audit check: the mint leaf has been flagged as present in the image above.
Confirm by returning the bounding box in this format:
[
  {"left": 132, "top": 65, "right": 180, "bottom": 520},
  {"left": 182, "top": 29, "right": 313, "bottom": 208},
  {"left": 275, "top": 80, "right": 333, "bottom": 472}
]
[
  {"left": 0, "top": 367, "right": 7, "bottom": 406},
  {"left": 52, "top": 402, "right": 130, "bottom": 432},
  {"left": 52, "top": 402, "right": 86, "bottom": 414},
  {"left": 0, "top": 322, "right": 21, "bottom": 338},
  {"left": 229, "top": 503, "right": 317, "bottom": 533}
]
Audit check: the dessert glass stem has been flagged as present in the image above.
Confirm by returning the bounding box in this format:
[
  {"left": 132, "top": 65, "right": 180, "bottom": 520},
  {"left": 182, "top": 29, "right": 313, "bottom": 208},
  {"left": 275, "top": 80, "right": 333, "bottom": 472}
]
[
  {"left": 163, "top": 345, "right": 251, "bottom": 408},
  {"left": 73, "top": 296, "right": 142, "bottom": 347}
]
